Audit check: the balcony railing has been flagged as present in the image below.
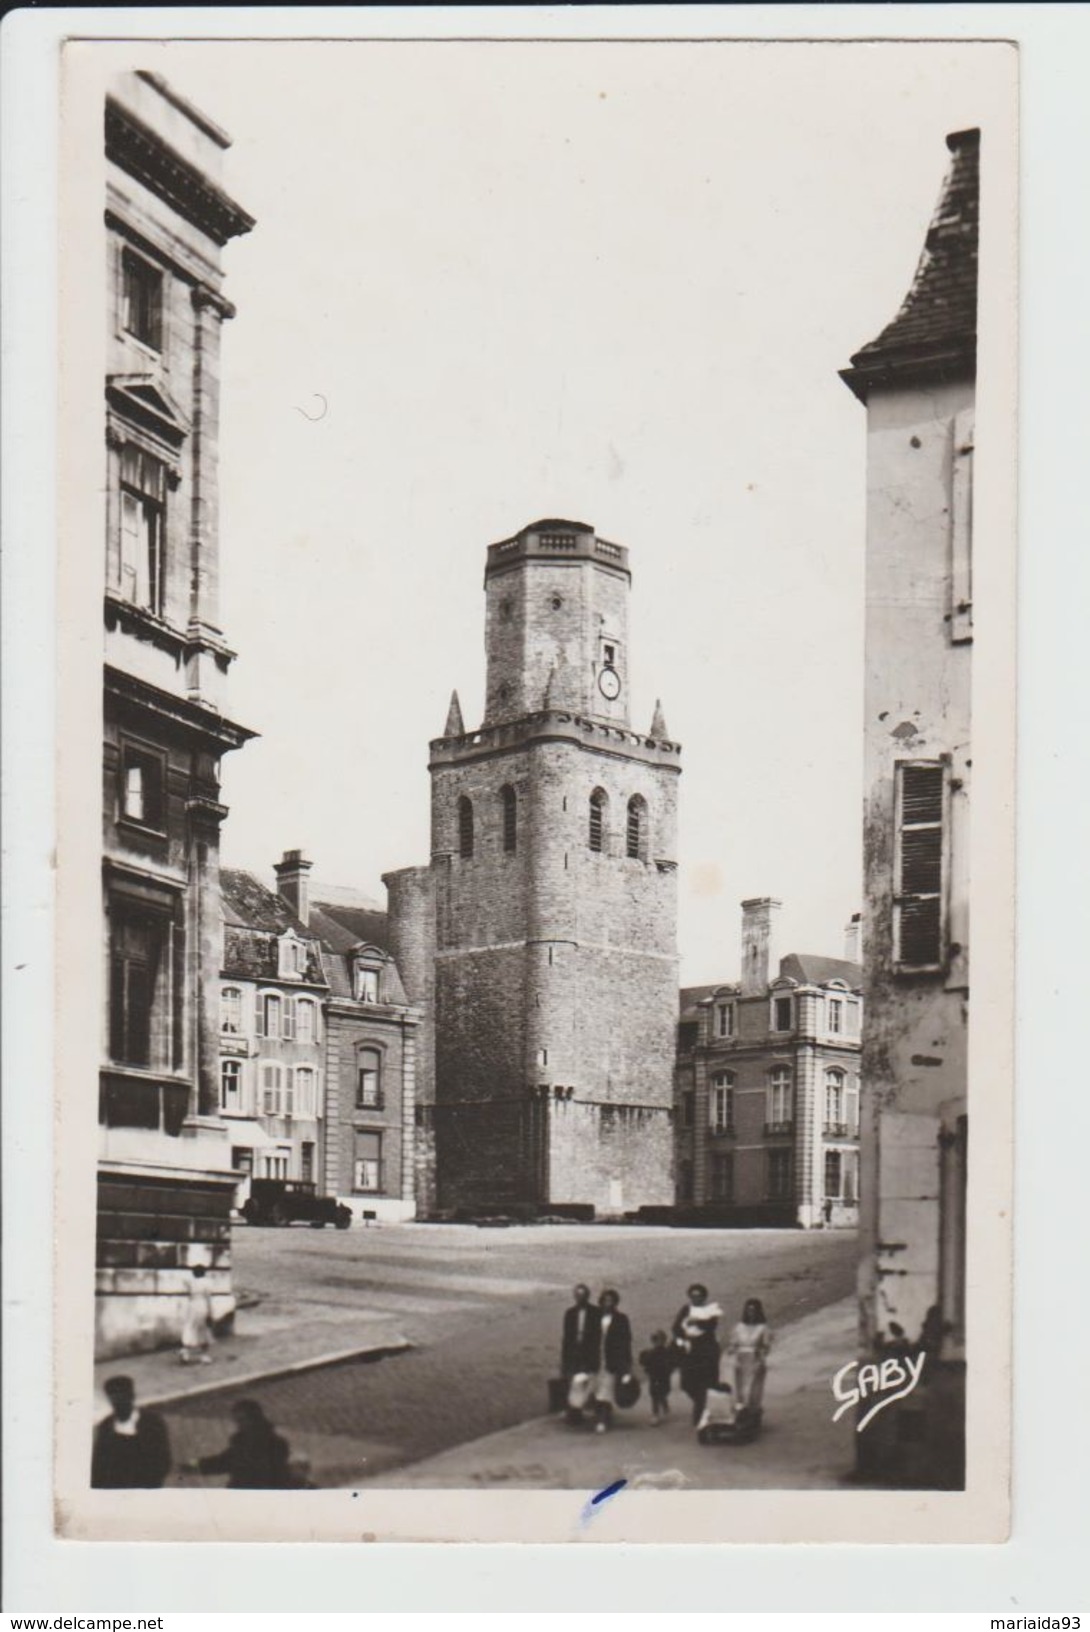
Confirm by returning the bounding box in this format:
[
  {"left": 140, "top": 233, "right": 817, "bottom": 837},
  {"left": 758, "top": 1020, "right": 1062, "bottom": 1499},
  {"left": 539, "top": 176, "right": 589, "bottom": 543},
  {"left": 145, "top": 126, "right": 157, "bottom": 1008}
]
[
  {"left": 763, "top": 1120, "right": 794, "bottom": 1138},
  {"left": 823, "top": 1121, "right": 857, "bottom": 1139},
  {"left": 355, "top": 1094, "right": 386, "bottom": 1113},
  {"left": 709, "top": 1123, "right": 736, "bottom": 1138}
]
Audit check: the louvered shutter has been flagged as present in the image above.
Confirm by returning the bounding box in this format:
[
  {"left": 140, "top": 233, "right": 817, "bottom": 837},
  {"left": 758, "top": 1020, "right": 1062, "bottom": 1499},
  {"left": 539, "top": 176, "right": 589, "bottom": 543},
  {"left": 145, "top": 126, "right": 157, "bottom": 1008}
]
[
  {"left": 895, "top": 763, "right": 946, "bottom": 967},
  {"left": 254, "top": 989, "right": 264, "bottom": 1036}
]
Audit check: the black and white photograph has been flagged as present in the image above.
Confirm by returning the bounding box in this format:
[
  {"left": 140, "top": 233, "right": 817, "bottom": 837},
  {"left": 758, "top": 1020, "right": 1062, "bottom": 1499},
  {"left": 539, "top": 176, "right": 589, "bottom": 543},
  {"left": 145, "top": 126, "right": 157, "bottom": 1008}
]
[{"left": 40, "top": 19, "right": 1017, "bottom": 1549}]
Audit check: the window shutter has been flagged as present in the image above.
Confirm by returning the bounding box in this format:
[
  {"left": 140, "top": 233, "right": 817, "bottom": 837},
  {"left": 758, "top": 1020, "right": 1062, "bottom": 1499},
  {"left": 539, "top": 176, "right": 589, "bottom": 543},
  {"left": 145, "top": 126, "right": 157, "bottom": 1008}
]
[
  {"left": 951, "top": 411, "right": 974, "bottom": 643},
  {"left": 895, "top": 763, "right": 946, "bottom": 968},
  {"left": 254, "top": 990, "right": 264, "bottom": 1036},
  {"left": 283, "top": 997, "right": 295, "bottom": 1040},
  {"left": 285, "top": 1071, "right": 294, "bottom": 1117}
]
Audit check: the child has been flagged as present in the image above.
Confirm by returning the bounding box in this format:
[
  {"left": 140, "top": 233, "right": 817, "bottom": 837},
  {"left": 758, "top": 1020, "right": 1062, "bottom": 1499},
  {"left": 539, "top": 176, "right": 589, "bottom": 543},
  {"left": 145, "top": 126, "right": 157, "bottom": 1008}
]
[
  {"left": 180, "top": 1263, "right": 215, "bottom": 1365},
  {"left": 638, "top": 1329, "right": 675, "bottom": 1424}
]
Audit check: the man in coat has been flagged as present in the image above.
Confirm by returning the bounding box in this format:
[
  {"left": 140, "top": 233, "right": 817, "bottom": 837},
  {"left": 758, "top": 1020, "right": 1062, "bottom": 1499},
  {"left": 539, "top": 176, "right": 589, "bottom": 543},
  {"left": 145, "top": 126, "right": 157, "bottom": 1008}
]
[
  {"left": 560, "top": 1283, "right": 601, "bottom": 1425},
  {"left": 91, "top": 1375, "right": 172, "bottom": 1488}
]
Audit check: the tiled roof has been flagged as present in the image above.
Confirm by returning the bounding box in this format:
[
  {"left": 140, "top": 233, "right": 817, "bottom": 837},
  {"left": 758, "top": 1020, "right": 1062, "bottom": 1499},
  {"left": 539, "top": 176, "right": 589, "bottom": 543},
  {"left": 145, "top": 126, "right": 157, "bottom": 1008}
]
[
  {"left": 221, "top": 868, "right": 308, "bottom": 936},
  {"left": 841, "top": 129, "right": 979, "bottom": 401},
  {"left": 678, "top": 982, "right": 738, "bottom": 1021},
  {"left": 779, "top": 953, "right": 862, "bottom": 991},
  {"left": 309, "top": 900, "right": 409, "bottom": 1007},
  {"left": 220, "top": 870, "right": 326, "bottom": 985}
]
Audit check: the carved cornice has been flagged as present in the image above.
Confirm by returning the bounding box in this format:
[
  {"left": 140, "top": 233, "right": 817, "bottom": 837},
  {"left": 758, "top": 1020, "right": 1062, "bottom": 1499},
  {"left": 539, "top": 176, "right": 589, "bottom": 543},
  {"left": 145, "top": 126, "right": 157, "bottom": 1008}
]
[
  {"left": 191, "top": 285, "right": 237, "bottom": 321},
  {"left": 105, "top": 98, "right": 255, "bottom": 248},
  {"left": 105, "top": 660, "right": 257, "bottom": 754}
]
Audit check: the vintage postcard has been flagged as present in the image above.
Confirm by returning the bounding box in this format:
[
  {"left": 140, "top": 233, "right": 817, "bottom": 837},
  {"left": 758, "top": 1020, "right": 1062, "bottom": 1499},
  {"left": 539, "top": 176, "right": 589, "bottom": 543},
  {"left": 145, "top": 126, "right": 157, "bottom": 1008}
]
[{"left": 48, "top": 22, "right": 1017, "bottom": 1546}]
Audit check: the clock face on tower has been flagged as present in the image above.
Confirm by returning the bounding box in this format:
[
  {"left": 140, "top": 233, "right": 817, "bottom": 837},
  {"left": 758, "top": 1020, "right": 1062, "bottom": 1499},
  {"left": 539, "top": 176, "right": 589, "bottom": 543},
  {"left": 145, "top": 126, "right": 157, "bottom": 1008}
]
[{"left": 597, "top": 665, "right": 621, "bottom": 701}]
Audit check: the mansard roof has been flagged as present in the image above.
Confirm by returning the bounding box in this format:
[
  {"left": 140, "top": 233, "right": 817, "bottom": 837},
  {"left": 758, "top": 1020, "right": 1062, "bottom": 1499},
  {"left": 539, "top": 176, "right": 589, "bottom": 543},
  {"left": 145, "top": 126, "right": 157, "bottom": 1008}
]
[
  {"left": 778, "top": 953, "right": 862, "bottom": 991},
  {"left": 841, "top": 128, "right": 979, "bottom": 402}
]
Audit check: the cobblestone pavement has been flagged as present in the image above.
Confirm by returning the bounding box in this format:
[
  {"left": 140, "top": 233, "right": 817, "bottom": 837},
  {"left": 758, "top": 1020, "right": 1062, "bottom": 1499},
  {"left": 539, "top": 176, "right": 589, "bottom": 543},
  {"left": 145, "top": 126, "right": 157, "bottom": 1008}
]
[{"left": 163, "top": 1223, "right": 857, "bottom": 1489}]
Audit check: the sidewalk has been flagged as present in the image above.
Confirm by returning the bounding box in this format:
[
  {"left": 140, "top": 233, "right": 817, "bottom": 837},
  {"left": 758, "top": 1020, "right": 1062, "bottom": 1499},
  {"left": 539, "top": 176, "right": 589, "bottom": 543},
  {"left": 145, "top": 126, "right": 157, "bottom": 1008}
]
[
  {"left": 92, "top": 1287, "right": 411, "bottom": 1420},
  {"left": 374, "top": 1296, "right": 857, "bottom": 1490}
]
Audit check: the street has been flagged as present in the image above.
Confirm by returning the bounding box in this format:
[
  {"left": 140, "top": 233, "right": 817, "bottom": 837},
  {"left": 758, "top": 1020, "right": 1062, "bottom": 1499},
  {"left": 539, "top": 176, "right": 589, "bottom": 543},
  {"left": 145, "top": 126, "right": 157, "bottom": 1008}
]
[{"left": 162, "top": 1222, "right": 857, "bottom": 1488}]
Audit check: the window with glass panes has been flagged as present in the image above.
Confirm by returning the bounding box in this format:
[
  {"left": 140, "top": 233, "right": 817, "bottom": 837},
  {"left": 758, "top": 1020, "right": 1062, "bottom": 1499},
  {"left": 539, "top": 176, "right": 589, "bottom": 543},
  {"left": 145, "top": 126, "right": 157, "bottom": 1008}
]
[
  {"left": 824, "top": 1069, "right": 846, "bottom": 1130},
  {"left": 766, "top": 1066, "right": 793, "bottom": 1126},
  {"left": 220, "top": 1059, "right": 242, "bottom": 1111},
  {"left": 767, "top": 1147, "right": 792, "bottom": 1201},
  {"left": 710, "top": 1152, "right": 734, "bottom": 1201},
  {"left": 122, "top": 249, "right": 164, "bottom": 350},
  {"left": 357, "top": 1047, "right": 382, "bottom": 1108},
  {"left": 118, "top": 446, "right": 167, "bottom": 613},
  {"left": 354, "top": 1131, "right": 382, "bottom": 1192},
  {"left": 710, "top": 1072, "right": 734, "bottom": 1132},
  {"left": 221, "top": 987, "right": 242, "bottom": 1034}
]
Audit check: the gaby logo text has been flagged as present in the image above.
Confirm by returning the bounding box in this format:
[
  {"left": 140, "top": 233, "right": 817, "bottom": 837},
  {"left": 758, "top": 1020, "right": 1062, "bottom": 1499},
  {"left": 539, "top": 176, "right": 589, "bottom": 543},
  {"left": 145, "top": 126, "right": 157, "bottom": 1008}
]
[{"left": 831, "top": 1354, "right": 926, "bottom": 1431}]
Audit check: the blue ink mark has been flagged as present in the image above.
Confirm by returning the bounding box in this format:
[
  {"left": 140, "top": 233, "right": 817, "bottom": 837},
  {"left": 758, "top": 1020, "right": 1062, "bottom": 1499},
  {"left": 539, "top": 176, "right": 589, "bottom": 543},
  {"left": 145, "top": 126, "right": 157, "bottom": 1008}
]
[{"left": 578, "top": 1478, "right": 628, "bottom": 1529}]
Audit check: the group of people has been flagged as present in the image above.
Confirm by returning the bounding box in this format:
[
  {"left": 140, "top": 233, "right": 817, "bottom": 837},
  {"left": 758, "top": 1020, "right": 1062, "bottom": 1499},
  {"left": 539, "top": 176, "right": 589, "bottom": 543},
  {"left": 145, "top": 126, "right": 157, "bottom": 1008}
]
[
  {"left": 91, "top": 1376, "right": 300, "bottom": 1490},
  {"left": 560, "top": 1282, "right": 772, "bottom": 1436}
]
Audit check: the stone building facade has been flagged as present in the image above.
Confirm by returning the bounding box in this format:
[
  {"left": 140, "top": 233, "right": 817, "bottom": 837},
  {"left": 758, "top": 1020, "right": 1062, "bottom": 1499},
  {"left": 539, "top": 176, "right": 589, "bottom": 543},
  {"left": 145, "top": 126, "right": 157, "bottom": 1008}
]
[
  {"left": 307, "top": 878, "right": 420, "bottom": 1223},
  {"left": 840, "top": 129, "right": 976, "bottom": 1485},
  {"left": 218, "top": 864, "right": 329, "bottom": 1200},
  {"left": 675, "top": 899, "right": 862, "bottom": 1228},
  {"left": 98, "top": 72, "right": 254, "bottom": 1357},
  {"left": 386, "top": 519, "right": 680, "bottom": 1217}
]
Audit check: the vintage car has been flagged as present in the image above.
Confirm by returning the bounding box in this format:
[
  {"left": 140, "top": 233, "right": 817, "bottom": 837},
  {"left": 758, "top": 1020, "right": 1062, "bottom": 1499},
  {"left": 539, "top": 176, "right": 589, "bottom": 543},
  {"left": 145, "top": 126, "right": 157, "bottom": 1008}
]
[{"left": 241, "top": 1179, "right": 352, "bottom": 1229}]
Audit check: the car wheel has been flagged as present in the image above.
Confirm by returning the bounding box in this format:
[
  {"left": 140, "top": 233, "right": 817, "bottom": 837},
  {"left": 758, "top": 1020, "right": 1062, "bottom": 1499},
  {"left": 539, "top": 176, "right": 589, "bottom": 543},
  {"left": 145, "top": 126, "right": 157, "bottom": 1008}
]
[
  {"left": 270, "top": 1202, "right": 289, "bottom": 1227},
  {"left": 335, "top": 1208, "right": 351, "bottom": 1231}
]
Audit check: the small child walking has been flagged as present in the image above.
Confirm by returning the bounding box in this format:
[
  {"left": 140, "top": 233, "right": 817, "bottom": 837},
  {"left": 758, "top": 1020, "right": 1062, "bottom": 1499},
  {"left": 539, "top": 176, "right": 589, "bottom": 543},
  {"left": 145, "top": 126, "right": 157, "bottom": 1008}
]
[
  {"left": 180, "top": 1263, "right": 215, "bottom": 1365},
  {"left": 638, "top": 1329, "right": 675, "bottom": 1424}
]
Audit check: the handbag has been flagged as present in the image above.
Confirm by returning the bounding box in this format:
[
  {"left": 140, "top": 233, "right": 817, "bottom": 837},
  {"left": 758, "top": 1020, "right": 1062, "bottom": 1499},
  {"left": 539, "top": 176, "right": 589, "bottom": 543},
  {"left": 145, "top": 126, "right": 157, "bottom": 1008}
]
[
  {"left": 615, "top": 1373, "right": 642, "bottom": 1410},
  {"left": 567, "top": 1372, "right": 595, "bottom": 1410},
  {"left": 547, "top": 1376, "right": 568, "bottom": 1414}
]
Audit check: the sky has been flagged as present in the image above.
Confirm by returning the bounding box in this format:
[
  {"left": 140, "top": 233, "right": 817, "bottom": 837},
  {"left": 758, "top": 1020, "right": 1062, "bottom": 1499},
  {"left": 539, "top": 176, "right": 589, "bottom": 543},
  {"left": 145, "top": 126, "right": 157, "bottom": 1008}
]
[{"left": 103, "top": 37, "right": 1002, "bottom": 982}]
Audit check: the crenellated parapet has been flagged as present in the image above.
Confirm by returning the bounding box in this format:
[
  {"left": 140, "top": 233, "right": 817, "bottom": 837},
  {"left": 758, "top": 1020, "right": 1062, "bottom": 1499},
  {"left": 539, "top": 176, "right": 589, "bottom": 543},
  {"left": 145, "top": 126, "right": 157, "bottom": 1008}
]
[{"left": 430, "top": 707, "right": 682, "bottom": 773}]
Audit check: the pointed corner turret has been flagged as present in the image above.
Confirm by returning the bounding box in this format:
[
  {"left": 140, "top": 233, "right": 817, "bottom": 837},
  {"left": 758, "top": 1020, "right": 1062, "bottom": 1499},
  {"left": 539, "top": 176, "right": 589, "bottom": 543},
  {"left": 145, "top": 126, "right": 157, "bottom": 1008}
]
[
  {"left": 444, "top": 690, "right": 465, "bottom": 737},
  {"left": 650, "top": 698, "right": 668, "bottom": 739}
]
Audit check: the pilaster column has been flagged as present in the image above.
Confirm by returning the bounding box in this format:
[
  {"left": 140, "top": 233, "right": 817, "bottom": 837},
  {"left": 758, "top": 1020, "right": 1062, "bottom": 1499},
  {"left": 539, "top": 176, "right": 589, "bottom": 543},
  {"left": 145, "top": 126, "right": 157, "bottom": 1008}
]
[{"left": 186, "top": 782, "right": 228, "bottom": 1119}]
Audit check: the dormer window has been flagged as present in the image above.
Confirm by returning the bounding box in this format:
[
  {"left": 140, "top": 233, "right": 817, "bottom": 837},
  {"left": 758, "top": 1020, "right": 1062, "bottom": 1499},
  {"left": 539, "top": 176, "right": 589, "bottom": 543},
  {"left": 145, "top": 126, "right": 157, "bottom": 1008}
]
[
  {"left": 772, "top": 995, "right": 793, "bottom": 1032},
  {"left": 714, "top": 1001, "right": 734, "bottom": 1039},
  {"left": 357, "top": 966, "right": 379, "bottom": 1003},
  {"left": 278, "top": 934, "right": 308, "bottom": 980}
]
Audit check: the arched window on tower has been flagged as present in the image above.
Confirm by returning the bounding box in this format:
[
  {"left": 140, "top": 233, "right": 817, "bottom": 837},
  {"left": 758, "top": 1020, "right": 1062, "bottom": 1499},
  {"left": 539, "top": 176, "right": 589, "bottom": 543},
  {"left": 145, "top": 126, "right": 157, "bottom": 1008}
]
[
  {"left": 589, "top": 788, "right": 607, "bottom": 853},
  {"left": 501, "top": 785, "right": 517, "bottom": 854},
  {"left": 626, "top": 794, "right": 648, "bottom": 860},
  {"left": 458, "top": 796, "right": 474, "bottom": 858}
]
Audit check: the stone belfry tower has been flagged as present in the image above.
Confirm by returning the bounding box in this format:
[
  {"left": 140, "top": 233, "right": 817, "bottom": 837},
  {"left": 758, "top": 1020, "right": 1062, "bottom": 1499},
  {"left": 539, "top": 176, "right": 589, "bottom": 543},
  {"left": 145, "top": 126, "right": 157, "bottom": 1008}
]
[{"left": 409, "top": 519, "right": 681, "bottom": 1215}]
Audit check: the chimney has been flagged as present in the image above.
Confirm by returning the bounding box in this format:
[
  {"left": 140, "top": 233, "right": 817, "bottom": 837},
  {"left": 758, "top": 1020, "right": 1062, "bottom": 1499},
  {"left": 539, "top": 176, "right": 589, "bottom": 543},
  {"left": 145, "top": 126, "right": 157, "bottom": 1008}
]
[
  {"left": 844, "top": 912, "right": 862, "bottom": 964},
  {"left": 740, "top": 897, "right": 781, "bottom": 997},
  {"left": 274, "top": 849, "right": 312, "bottom": 926}
]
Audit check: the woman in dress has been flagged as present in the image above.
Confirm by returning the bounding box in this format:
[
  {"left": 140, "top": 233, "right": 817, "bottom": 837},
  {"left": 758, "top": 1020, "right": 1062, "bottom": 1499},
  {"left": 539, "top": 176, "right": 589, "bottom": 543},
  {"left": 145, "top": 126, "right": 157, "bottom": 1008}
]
[
  {"left": 179, "top": 1263, "right": 214, "bottom": 1365},
  {"left": 592, "top": 1288, "right": 634, "bottom": 1434},
  {"left": 672, "top": 1283, "right": 724, "bottom": 1425},
  {"left": 727, "top": 1297, "right": 773, "bottom": 1417}
]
